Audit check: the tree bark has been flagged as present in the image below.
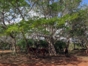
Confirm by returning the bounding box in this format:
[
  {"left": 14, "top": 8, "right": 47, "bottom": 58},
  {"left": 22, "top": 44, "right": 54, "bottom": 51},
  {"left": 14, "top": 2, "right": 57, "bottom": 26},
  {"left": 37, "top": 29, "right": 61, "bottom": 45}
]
[
  {"left": 11, "top": 38, "right": 16, "bottom": 54},
  {"left": 47, "top": 37, "right": 56, "bottom": 56},
  {"left": 21, "top": 31, "right": 29, "bottom": 54},
  {"left": 74, "top": 43, "right": 76, "bottom": 50}
]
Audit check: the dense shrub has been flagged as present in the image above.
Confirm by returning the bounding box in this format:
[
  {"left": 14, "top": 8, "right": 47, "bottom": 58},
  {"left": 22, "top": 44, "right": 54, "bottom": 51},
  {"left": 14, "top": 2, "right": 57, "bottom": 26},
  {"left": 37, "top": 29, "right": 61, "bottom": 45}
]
[
  {"left": 54, "top": 40, "right": 66, "bottom": 53},
  {"left": 16, "top": 39, "right": 35, "bottom": 52},
  {"left": 0, "top": 43, "right": 10, "bottom": 50},
  {"left": 38, "top": 40, "right": 48, "bottom": 48},
  {"left": 17, "top": 39, "right": 26, "bottom": 50}
]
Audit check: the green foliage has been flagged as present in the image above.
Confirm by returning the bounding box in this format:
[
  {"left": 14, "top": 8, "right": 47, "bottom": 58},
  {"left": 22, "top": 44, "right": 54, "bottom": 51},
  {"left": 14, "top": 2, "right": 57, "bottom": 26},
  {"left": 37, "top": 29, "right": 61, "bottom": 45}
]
[
  {"left": 57, "top": 13, "right": 78, "bottom": 28},
  {"left": 54, "top": 40, "right": 66, "bottom": 53},
  {"left": 0, "top": 26, "right": 5, "bottom": 36},
  {"left": 6, "top": 25, "right": 19, "bottom": 33},
  {"left": 49, "top": 2, "right": 61, "bottom": 11},
  {"left": 0, "top": 43, "right": 10, "bottom": 50},
  {"left": 8, "top": 0, "right": 29, "bottom": 6},
  {"left": 0, "top": 0, "right": 86, "bottom": 54},
  {"left": 18, "top": 20, "right": 34, "bottom": 31},
  {"left": 30, "top": 13, "right": 79, "bottom": 28},
  {"left": 16, "top": 39, "right": 26, "bottom": 51},
  {"left": 17, "top": 39, "right": 35, "bottom": 50},
  {"left": 0, "top": 0, "right": 29, "bottom": 12},
  {"left": 27, "top": 39, "right": 35, "bottom": 47},
  {"left": 0, "top": 0, "right": 10, "bottom": 11},
  {"left": 70, "top": 9, "right": 88, "bottom": 36},
  {"left": 38, "top": 40, "right": 48, "bottom": 48}
]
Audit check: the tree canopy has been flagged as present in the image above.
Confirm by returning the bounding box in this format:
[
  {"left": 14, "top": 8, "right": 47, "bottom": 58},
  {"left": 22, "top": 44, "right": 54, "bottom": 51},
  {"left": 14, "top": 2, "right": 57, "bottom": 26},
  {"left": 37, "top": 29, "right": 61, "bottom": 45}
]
[{"left": 0, "top": 0, "right": 88, "bottom": 55}]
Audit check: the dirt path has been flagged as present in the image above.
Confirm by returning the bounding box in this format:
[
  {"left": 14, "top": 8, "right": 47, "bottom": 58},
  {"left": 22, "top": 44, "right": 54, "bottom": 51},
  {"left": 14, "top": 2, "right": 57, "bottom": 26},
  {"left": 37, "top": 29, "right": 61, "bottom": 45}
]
[
  {"left": 0, "top": 51, "right": 88, "bottom": 66},
  {"left": 0, "top": 55, "right": 88, "bottom": 66},
  {"left": 0, "top": 61, "right": 88, "bottom": 66},
  {"left": 0, "top": 50, "right": 12, "bottom": 53}
]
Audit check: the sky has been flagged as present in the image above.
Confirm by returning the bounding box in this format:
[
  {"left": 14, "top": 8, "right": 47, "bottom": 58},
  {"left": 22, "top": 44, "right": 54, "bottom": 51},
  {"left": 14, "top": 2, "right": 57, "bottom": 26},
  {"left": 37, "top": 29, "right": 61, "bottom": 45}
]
[
  {"left": 25, "top": 0, "right": 88, "bottom": 6},
  {"left": 81, "top": 0, "right": 88, "bottom": 5}
]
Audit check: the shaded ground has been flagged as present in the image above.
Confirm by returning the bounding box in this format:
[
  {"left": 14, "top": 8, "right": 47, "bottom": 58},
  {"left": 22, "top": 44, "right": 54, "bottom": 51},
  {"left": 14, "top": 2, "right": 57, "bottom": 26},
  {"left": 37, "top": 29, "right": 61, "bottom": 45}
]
[{"left": 0, "top": 50, "right": 88, "bottom": 66}]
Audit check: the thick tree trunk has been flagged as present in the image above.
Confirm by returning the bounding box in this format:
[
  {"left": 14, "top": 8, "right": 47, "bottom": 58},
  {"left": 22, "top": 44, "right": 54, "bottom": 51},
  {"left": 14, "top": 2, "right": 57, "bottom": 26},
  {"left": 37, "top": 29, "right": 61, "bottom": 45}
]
[
  {"left": 21, "top": 31, "right": 29, "bottom": 54},
  {"left": 74, "top": 43, "right": 76, "bottom": 50},
  {"left": 48, "top": 42, "right": 56, "bottom": 56},
  {"left": 11, "top": 38, "right": 16, "bottom": 54},
  {"left": 65, "top": 40, "right": 70, "bottom": 56},
  {"left": 85, "top": 45, "right": 88, "bottom": 54},
  {"left": 47, "top": 37, "right": 56, "bottom": 56},
  {"left": 84, "top": 39, "right": 88, "bottom": 54}
]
